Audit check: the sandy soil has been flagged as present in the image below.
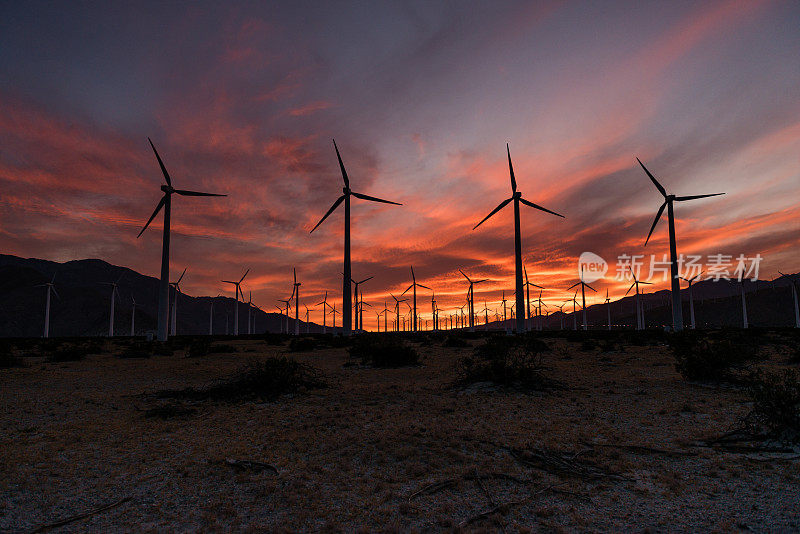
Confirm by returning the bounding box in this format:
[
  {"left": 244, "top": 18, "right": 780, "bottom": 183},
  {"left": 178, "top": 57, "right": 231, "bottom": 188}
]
[{"left": 1, "top": 335, "right": 799, "bottom": 532}]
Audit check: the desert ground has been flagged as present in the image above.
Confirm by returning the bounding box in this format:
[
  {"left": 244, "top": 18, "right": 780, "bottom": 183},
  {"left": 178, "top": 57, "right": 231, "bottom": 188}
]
[{"left": 1, "top": 330, "right": 799, "bottom": 532}]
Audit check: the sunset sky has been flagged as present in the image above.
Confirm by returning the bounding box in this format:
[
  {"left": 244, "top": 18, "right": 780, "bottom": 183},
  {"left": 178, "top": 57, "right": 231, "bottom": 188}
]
[{"left": 1, "top": 0, "right": 798, "bottom": 329}]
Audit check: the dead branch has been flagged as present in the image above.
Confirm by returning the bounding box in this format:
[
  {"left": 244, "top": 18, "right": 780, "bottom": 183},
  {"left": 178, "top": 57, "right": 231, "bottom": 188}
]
[
  {"left": 30, "top": 496, "right": 131, "bottom": 533},
  {"left": 222, "top": 458, "right": 279, "bottom": 474},
  {"left": 458, "top": 484, "right": 557, "bottom": 528}
]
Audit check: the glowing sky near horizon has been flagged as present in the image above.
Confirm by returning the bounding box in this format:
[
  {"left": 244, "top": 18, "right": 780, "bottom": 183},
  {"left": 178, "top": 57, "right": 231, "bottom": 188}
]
[{"left": 1, "top": 0, "right": 798, "bottom": 329}]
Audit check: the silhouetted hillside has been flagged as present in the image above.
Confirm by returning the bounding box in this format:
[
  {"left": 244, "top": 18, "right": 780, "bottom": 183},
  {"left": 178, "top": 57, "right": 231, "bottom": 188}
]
[{"left": 0, "top": 255, "right": 336, "bottom": 337}]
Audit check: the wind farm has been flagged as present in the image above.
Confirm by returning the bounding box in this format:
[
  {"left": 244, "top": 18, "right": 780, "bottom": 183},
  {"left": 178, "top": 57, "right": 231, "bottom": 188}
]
[{"left": 1, "top": 1, "right": 799, "bottom": 532}]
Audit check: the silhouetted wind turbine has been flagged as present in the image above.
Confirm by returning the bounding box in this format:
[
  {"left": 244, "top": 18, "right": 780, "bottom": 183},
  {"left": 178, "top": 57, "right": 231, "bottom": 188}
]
[
  {"left": 473, "top": 145, "right": 564, "bottom": 333},
  {"left": 351, "top": 276, "right": 373, "bottom": 333},
  {"left": 222, "top": 269, "right": 249, "bottom": 336},
  {"left": 390, "top": 293, "right": 408, "bottom": 333},
  {"left": 778, "top": 271, "right": 799, "bottom": 328},
  {"left": 277, "top": 295, "right": 291, "bottom": 334},
  {"left": 316, "top": 291, "right": 329, "bottom": 333},
  {"left": 679, "top": 272, "right": 703, "bottom": 329},
  {"left": 169, "top": 267, "right": 186, "bottom": 336},
  {"left": 605, "top": 290, "right": 611, "bottom": 331},
  {"left": 402, "top": 267, "right": 430, "bottom": 332},
  {"left": 536, "top": 290, "right": 548, "bottom": 331},
  {"left": 137, "top": 138, "right": 225, "bottom": 342},
  {"left": 625, "top": 267, "right": 652, "bottom": 330},
  {"left": 459, "top": 269, "right": 487, "bottom": 332},
  {"left": 501, "top": 290, "right": 508, "bottom": 326},
  {"left": 247, "top": 291, "right": 253, "bottom": 335},
  {"left": 524, "top": 266, "right": 544, "bottom": 330},
  {"left": 101, "top": 274, "right": 123, "bottom": 337},
  {"left": 310, "top": 140, "right": 402, "bottom": 336},
  {"left": 209, "top": 294, "right": 220, "bottom": 335},
  {"left": 638, "top": 158, "right": 724, "bottom": 332},
  {"left": 568, "top": 266, "right": 596, "bottom": 330},
  {"left": 569, "top": 291, "right": 579, "bottom": 330},
  {"left": 330, "top": 302, "right": 340, "bottom": 330},
  {"left": 304, "top": 304, "right": 310, "bottom": 334},
  {"left": 739, "top": 280, "right": 748, "bottom": 329},
  {"left": 292, "top": 268, "right": 301, "bottom": 336},
  {"left": 557, "top": 302, "right": 567, "bottom": 330},
  {"left": 37, "top": 274, "right": 58, "bottom": 338}
]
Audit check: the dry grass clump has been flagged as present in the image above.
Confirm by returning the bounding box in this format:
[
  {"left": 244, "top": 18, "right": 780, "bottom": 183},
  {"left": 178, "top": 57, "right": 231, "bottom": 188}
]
[
  {"left": 348, "top": 334, "right": 419, "bottom": 368},
  {"left": 458, "top": 336, "right": 561, "bottom": 391},
  {"left": 157, "top": 357, "right": 327, "bottom": 402},
  {"left": 288, "top": 337, "right": 318, "bottom": 352}
]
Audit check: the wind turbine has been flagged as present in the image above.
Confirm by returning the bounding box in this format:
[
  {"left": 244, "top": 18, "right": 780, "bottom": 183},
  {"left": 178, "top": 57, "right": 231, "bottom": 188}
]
[
  {"left": 638, "top": 158, "right": 724, "bottom": 332},
  {"left": 37, "top": 274, "right": 59, "bottom": 338},
  {"left": 524, "top": 266, "right": 544, "bottom": 330},
  {"left": 473, "top": 145, "right": 565, "bottom": 333},
  {"left": 536, "top": 290, "right": 548, "bottom": 331},
  {"left": 380, "top": 300, "right": 389, "bottom": 333},
  {"left": 430, "top": 291, "right": 438, "bottom": 331},
  {"left": 292, "top": 268, "right": 301, "bottom": 336},
  {"left": 222, "top": 269, "right": 249, "bottom": 336},
  {"left": 625, "top": 267, "right": 652, "bottom": 330},
  {"left": 778, "top": 271, "right": 800, "bottom": 328},
  {"left": 604, "top": 290, "right": 611, "bottom": 331},
  {"left": 304, "top": 304, "right": 310, "bottom": 334},
  {"left": 501, "top": 290, "right": 508, "bottom": 326},
  {"left": 359, "top": 299, "right": 372, "bottom": 332},
  {"left": 568, "top": 266, "right": 596, "bottom": 330},
  {"left": 351, "top": 276, "right": 373, "bottom": 333},
  {"left": 480, "top": 301, "right": 490, "bottom": 331},
  {"left": 169, "top": 267, "right": 186, "bottom": 336},
  {"left": 209, "top": 294, "right": 220, "bottom": 335},
  {"left": 740, "top": 280, "right": 749, "bottom": 329},
  {"left": 310, "top": 140, "right": 402, "bottom": 336},
  {"left": 330, "top": 302, "right": 340, "bottom": 330},
  {"left": 390, "top": 293, "right": 408, "bottom": 332},
  {"left": 679, "top": 272, "right": 703, "bottom": 329},
  {"left": 101, "top": 274, "right": 123, "bottom": 337},
  {"left": 459, "top": 269, "right": 488, "bottom": 332},
  {"left": 278, "top": 294, "right": 292, "bottom": 334},
  {"left": 401, "top": 267, "right": 430, "bottom": 332},
  {"left": 247, "top": 291, "right": 253, "bottom": 335},
  {"left": 316, "top": 291, "right": 329, "bottom": 333},
  {"left": 131, "top": 296, "right": 137, "bottom": 336},
  {"left": 137, "top": 138, "right": 225, "bottom": 342},
  {"left": 569, "top": 291, "right": 579, "bottom": 330},
  {"left": 556, "top": 302, "right": 567, "bottom": 330}
]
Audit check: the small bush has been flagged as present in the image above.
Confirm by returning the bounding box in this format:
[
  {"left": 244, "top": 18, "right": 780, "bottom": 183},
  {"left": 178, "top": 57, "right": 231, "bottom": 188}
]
[
  {"left": 158, "top": 357, "right": 327, "bottom": 402},
  {"left": 443, "top": 335, "right": 469, "bottom": 348},
  {"left": 743, "top": 369, "right": 800, "bottom": 443},
  {"left": 0, "top": 345, "right": 22, "bottom": 368},
  {"left": 348, "top": 334, "right": 419, "bottom": 368},
  {"left": 669, "top": 332, "right": 759, "bottom": 382},
  {"left": 459, "top": 336, "right": 560, "bottom": 391},
  {"left": 48, "top": 346, "right": 85, "bottom": 362},
  {"left": 289, "top": 337, "right": 317, "bottom": 352},
  {"left": 186, "top": 338, "right": 212, "bottom": 358}
]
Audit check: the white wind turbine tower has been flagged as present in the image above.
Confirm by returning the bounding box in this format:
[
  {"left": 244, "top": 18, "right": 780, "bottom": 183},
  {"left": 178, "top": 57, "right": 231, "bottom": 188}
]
[
  {"left": 222, "top": 269, "right": 249, "bottom": 336},
  {"left": 638, "top": 158, "right": 724, "bottom": 331},
  {"left": 625, "top": 267, "right": 652, "bottom": 330},
  {"left": 37, "top": 274, "right": 58, "bottom": 338},
  {"left": 278, "top": 295, "right": 292, "bottom": 334},
  {"left": 130, "top": 296, "right": 137, "bottom": 336},
  {"left": 778, "top": 271, "right": 799, "bottom": 328},
  {"left": 101, "top": 274, "right": 123, "bottom": 337},
  {"left": 569, "top": 291, "right": 579, "bottom": 330},
  {"left": 557, "top": 302, "right": 567, "bottom": 330},
  {"left": 740, "top": 280, "right": 748, "bottom": 329},
  {"left": 679, "top": 272, "right": 703, "bottom": 329},
  {"left": 292, "top": 268, "right": 301, "bottom": 336},
  {"left": 247, "top": 291, "right": 254, "bottom": 335},
  {"left": 209, "top": 294, "right": 220, "bottom": 335},
  {"left": 169, "top": 268, "right": 186, "bottom": 336},
  {"left": 137, "top": 138, "right": 226, "bottom": 342}
]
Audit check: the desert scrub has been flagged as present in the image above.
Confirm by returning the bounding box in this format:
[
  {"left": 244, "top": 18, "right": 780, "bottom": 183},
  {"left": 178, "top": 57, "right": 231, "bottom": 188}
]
[
  {"left": 348, "top": 334, "right": 419, "bottom": 367},
  {"left": 157, "top": 357, "right": 327, "bottom": 402},
  {"left": 668, "top": 331, "right": 760, "bottom": 382},
  {"left": 743, "top": 369, "right": 800, "bottom": 443},
  {"left": 442, "top": 335, "right": 469, "bottom": 348},
  {"left": 288, "top": 337, "right": 317, "bottom": 352},
  {"left": 186, "top": 338, "right": 212, "bottom": 357},
  {"left": 458, "top": 336, "right": 561, "bottom": 391}
]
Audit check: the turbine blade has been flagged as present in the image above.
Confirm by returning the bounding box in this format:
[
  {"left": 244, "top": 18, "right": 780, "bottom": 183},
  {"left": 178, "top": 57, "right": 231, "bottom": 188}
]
[
  {"left": 52, "top": 287, "right": 60, "bottom": 300},
  {"left": 417, "top": 284, "right": 432, "bottom": 290},
  {"left": 625, "top": 283, "right": 635, "bottom": 296},
  {"left": 531, "top": 283, "right": 544, "bottom": 289},
  {"left": 640, "top": 281, "right": 653, "bottom": 285},
  {"left": 519, "top": 197, "right": 565, "bottom": 218},
  {"left": 585, "top": 283, "right": 596, "bottom": 292},
  {"left": 675, "top": 193, "right": 725, "bottom": 201},
  {"left": 474, "top": 279, "right": 488, "bottom": 284},
  {"left": 401, "top": 284, "right": 413, "bottom": 295},
  {"left": 359, "top": 276, "right": 373, "bottom": 284},
  {"left": 567, "top": 282, "right": 580, "bottom": 290},
  {"left": 310, "top": 195, "right": 345, "bottom": 233},
  {"left": 410, "top": 266, "right": 415, "bottom": 281},
  {"left": 644, "top": 201, "right": 667, "bottom": 246},
  {"left": 177, "top": 268, "right": 186, "bottom": 284},
  {"left": 174, "top": 189, "right": 226, "bottom": 197},
  {"left": 459, "top": 269, "right": 471, "bottom": 282},
  {"left": 473, "top": 197, "right": 512, "bottom": 230},
  {"left": 137, "top": 195, "right": 167, "bottom": 238},
  {"left": 636, "top": 157, "right": 667, "bottom": 196},
  {"left": 148, "top": 138, "right": 172, "bottom": 186},
  {"left": 240, "top": 269, "right": 250, "bottom": 283},
  {"left": 332, "top": 139, "right": 349, "bottom": 189},
  {"left": 351, "top": 191, "right": 402, "bottom": 205},
  {"left": 507, "top": 144, "right": 517, "bottom": 193}
]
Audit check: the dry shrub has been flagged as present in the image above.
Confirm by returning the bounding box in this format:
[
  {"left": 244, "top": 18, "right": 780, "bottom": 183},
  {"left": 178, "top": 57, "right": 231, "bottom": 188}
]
[
  {"left": 348, "top": 334, "right": 419, "bottom": 368},
  {"left": 288, "top": 337, "right": 317, "bottom": 352},
  {"left": 458, "top": 336, "right": 561, "bottom": 391},
  {"left": 668, "top": 331, "right": 760, "bottom": 382},
  {"left": 743, "top": 369, "right": 800, "bottom": 443},
  {"left": 158, "top": 357, "right": 327, "bottom": 402}
]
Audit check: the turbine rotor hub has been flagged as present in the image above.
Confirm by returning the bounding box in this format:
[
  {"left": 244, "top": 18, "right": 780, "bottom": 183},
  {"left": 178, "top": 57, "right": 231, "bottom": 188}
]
[
  {"left": 513, "top": 191, "right": 522, "bottom": 199},
  {"left": 343, "top": 187, "right": 350, "bottom": 195},
  {"left": 666, "top": 194, "right": 675, "bottom": 201},
  {"left": 161, "top": 185, "right": 174, "bottom": 194}
]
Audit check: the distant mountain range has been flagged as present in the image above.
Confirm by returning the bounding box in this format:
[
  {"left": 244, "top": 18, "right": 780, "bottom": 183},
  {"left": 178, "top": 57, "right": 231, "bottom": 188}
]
[
  {"left": 0, "top": 254, "right": 337, "bottom": 337},
  {"left": 0, "top": 254, "right": 796, "bottom": 337}
]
